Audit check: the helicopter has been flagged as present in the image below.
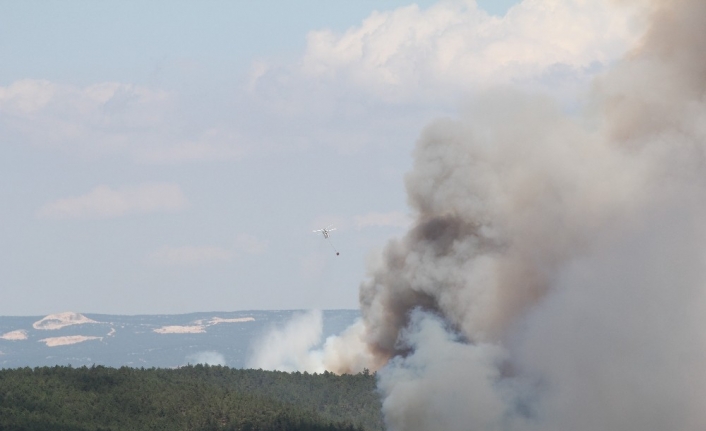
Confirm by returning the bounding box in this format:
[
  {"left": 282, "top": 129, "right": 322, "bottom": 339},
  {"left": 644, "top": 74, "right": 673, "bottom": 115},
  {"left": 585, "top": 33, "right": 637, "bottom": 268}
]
[
  {"left": 313, "top": 226, "right": 336, "bottom": 239},
  {"left": 313, "top": 226, "right": 339, "bottom": 255}
]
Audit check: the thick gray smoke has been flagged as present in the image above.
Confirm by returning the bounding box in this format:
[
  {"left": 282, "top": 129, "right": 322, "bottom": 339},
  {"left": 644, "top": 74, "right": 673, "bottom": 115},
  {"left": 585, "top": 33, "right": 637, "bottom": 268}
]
[{"left": 346, "top": 0, "right": 706, "bottom": 429}]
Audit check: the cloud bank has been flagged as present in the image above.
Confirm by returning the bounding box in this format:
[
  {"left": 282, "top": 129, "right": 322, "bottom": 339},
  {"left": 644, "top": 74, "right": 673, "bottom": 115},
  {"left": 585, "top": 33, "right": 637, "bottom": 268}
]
[
  {"left": 2, "top": 1, "right": 642, "bottom": 163},
  {"left": 259, "top": 0, "right": 640, "bottom": 105}
]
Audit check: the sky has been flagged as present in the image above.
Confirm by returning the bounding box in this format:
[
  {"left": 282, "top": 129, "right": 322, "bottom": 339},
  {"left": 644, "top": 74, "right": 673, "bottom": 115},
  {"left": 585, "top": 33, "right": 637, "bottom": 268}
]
[{"left": 0, "top": 0, "right": 641, "bottom": 315}]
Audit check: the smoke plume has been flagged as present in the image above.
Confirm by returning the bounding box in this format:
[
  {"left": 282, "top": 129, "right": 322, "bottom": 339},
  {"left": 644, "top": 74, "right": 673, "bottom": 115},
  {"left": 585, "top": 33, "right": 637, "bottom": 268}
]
[
  {"left": 247, "top": 310, "right": 326, "bottom": 372},
  {"left": 328, "top": 0, "right": 706, "bottom": 429}
]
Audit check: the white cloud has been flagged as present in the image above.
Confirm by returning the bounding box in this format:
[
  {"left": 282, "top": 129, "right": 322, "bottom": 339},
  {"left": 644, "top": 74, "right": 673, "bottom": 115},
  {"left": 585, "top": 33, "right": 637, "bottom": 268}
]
[
  {"left": 1, "top": 1, "right": 645, "bottom": 163},
  {"left": 36, "top": 183, "right": 187, "bottom": 220},
  {"left": 256, "top": 0, "right": 640, "bottom": 105},
  {"left": 146, "top": 246, "right": 234, "bottom": 266},
  {"left": 0, "top": 79, "right": 57, "bottom": 114},
  {"left": 354, "top": 211, "right": 412, "bottom": 229},
  {"left": 234, "top": 0, "right": 646, "bottom": 156}
]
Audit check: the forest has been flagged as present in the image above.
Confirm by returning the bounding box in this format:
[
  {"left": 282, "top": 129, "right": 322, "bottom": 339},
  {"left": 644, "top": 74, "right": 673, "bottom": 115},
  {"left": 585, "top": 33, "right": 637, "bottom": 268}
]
[{"left": 0, "top": 365, "right": 384, "bottom": 431}]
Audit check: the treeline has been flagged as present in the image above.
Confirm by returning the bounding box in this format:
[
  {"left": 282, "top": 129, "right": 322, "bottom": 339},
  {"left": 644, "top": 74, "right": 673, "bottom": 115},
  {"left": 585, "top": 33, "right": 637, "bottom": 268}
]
[{"left": 0, "top": 365, "right": 384, "bottom": 431}]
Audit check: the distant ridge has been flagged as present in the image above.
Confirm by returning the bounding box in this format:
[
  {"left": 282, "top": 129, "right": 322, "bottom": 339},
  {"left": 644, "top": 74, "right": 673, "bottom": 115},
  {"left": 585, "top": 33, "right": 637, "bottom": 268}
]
[{"left": 0, "top": 310, "right": 359, "bottom": 369}]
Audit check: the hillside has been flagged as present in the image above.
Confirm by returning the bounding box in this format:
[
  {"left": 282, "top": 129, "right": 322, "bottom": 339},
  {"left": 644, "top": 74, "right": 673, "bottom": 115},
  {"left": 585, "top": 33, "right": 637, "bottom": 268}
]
[{"left": 0, "top": 365, "right": 384, "bottom": 431}]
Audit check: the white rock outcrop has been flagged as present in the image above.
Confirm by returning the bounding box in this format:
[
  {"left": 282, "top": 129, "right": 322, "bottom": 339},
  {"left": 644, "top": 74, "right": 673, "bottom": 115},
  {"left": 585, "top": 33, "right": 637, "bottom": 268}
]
[
  {"left": 0, "top": 330, "right": 28, "bottom": 341},
  {"left": 33, "top": 312, "right": 98, "bottom": 330},
  {"left": 38, "top": 335, "right": 102, "bottom": 347}
]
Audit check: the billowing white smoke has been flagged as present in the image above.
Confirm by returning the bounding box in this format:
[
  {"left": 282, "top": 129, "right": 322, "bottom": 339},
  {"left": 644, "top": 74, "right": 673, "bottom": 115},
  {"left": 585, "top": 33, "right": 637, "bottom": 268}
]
[
  {"left": 247, "top": 310, "right": 327, "bottom": 372},
  {"left": 247, "top": 310, "right": 380, "bottom": 373},
  {"left": 377, "top": 311, "right": 511, "bottom": 431}
]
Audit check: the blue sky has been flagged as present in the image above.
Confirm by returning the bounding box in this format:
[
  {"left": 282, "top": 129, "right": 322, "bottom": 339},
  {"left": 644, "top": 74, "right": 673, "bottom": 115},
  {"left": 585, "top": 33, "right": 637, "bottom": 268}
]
[{"left": 1, "top": 0, "right": 639, "bottom": 315}]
